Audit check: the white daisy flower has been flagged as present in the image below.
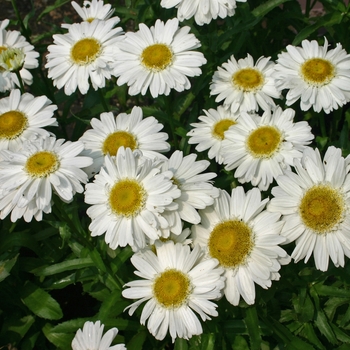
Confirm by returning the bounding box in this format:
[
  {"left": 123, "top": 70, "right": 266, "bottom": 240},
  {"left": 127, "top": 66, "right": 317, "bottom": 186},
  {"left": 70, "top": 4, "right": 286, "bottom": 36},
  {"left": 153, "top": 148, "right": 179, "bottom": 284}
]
[
  {"left": 0, "top": 89, "right": 57, "bottom": 151},
  {"left": 122, "top": 241, "right": 224, "bottom": 341},
  {"left": 268, "top": 146, "right": 350, "bottom": 272},
  {"left": 160, "top": 0, "right": 246, "bottom": 25},
  {"left": 66, "top": 0, "right": 119, "bottom": 26},
  {"left": 0, "top": 22, "right": 39, "bottom": 92},
  {"left": 273, "top": 37, "right": 350, "bottom": 113},
  {"left": 45, "top": 20, "right": 123, "bottom": 95},
  {"left": 112, "top": 18, "right": 207, "bottom": 98},
  {"left": 160, "top": 150, "right": 219, "bottom": 235},
  {"left": 222, "top": 106, "right": 314, "bottom": 190},
  {"left": 192, "top": 187, "right": 290, "bottom": 306},
  {"left": 0, "top": 136, "right": 92, "bottom": 222},
  {"left": 210, "top": 54, "right": 280, "bottom": 113},
  {"left": 79, "top": 106, "right": 170, "bottom": 178},
  {"left": 72, "top": 320, "right": 126, "bottom": 350},
  {"left": 84, "top": 147, "right": 180, "bottom": 250},
  {"left": 187, "top": 106, "right": 240, "bottom": 164}
]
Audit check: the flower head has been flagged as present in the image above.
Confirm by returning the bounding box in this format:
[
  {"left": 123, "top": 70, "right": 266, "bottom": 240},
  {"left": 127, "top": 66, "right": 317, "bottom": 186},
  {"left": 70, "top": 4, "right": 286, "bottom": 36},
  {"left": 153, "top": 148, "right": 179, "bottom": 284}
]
[
  {"left": 0, "top": 136, "right": 92, "bottom": 222},
  {"left": 273, "top": 38, "right": 350, "bottom": 113},
  {"left": 187, "top": 106, "right": 240, "bottom": 164},
  {"left": 0, "top": 22, "right": 39, "bottom": 91},
  {"left": 160, "top": 0, "right": 247, "bottom": 25},
  {"left": 84, "top": 147, "right": 180, "bottom": 250},
  {"left": 0, "top": 89, "right": 57, "bottom": 151},
  {"left": 221, "top": 106, "right": 314, "bottom": 190},
  {"left": 79, "top": 106, "right": 170, "bottom": 177},
  {"left": 122, "top": 241, "right": 224, "bottom": 341},
  {"left": 192, "top": 187, "right": 290, "bottom": 305},
  {"left": 72, "top": 320, "right": 126, "bottom": 350},
  {"left": 210, "top": 54, "right": 280, "bottom": 113},
  {"left": 268, "top": 146, "right": 350, "bottom": 271},
  {"left": 113, "top": 18, "right": 206, "bottom": 98},
  {"left": 46, "top": 20, "right": 123, "bottom": 95}
]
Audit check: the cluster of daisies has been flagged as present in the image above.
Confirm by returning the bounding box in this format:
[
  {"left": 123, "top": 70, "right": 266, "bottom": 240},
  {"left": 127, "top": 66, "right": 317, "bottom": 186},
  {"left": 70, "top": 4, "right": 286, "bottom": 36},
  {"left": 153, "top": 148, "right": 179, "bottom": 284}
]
[{"left": 2, "top": 0, "right": 350, "bottom": 348}]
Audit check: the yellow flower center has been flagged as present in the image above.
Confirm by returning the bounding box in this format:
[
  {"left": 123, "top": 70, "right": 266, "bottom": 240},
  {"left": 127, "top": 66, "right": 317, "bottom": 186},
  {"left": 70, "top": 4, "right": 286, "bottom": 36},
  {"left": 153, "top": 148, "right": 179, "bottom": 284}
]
[
  {"left": 141, "top": 44, "right": 173, "bottom": 71},
  {"left": 0, "top": 110, "right": 28, "bottom": 140},
  {"left": 109, "top": 179, "right": 146, "bottom": 217},
  {"left": 102, "top": 131, "right": 137, "bottom": 156},
  {"left": 208, "top": 220, "right": 253, "bottom": 268},
  {"left": 153, "top": 269, "right": 191, "bottom": 308},
  {"left": 232, "top": 68, "right": 264, "bottom": 92},
  {"left": 299, "top": 184, "right": 345, "bottom": 233},
  {"left": 212, "top": 119, "right": 236, "bottom": 140},
  {"left": 0, "top": 46, "right": 7, "bottom": 72},
  {"left": 25, "top": 151, "right": 60, "bottom": 178},
  {"left": 300, "top": 58, "right": 335, "bottom": 86},
  {"left": 70, "top": 38, "right": 101, "bottom": 65},
  {"left": 247, "top": 126, "right": 282, "bottom": 158}
]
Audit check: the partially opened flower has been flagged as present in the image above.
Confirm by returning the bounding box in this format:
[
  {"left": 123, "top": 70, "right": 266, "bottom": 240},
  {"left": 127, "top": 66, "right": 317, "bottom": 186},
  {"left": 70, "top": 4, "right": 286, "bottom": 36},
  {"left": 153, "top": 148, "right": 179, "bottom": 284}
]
[
  {"left": 0, "top": 136, "right": 92, "bottom": 222},
  {"left": 268, "top": 146, "right": 350, "bottom": 271},
  {"left": 62, "top": 0, "right": 120, "bottom": 28},
  {"left": 160, "top": 0, "right": 246, "bottom": 25},
  {"left": 221, "top": 106, "right": 314, "bottom": 190},
  {"left": 72, "top": 320, "right": 126, "bottom": 350},
  {"left": 0, "top": 89, "right": 57, "bottom": 151},
  {"left": 0, "top": 21, "right": 39, "bottom": 91},
  {"left": 84, "top": 147, "right": 180, "bottom": 250},
  {"left": 46, "top": 20, "right": 123, "bottom": 95},
  {"left": 113, "top": 18, "right": 206, "bottom": 98},
  {"left": 122, "top": 241, "right": 224, "bottom": 341},
  {"left": 187, "top": 106, "right": 240, "bottom": 164},
  {"left": 79, "top": 106, "right": 169, "bottom": 177},
  {"left": 192, "top": 187, "right": 290, "bottom": 306},
  {"left": 210, "top": 54, "right": 280, "bottom": 113},
  {"left": 273, "top": 37, "right": 350, "bottom": 113}
]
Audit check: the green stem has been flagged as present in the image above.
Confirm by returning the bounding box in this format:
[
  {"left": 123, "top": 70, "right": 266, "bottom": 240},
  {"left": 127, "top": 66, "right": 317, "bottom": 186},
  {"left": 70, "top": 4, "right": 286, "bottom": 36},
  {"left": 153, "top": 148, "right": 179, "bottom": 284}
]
[
  {"left": 98, "top": 88, "right": 109, "bottom": 112},
  {"left": 319, "top": 111, "right": 327, "bottom": 138},
  {"left": 10, "top": 0, "right": 29, "bottom": 40},
  {"left": 14, "top": 70, "right": 25, "bottom": 93}
]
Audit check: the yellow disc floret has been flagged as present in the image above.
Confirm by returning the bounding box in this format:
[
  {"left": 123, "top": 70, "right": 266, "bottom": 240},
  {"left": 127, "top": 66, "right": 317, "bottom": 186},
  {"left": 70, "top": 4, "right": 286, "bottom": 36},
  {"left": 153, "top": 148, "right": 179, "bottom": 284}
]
[
  {"left": 247, "top": 126, "right": 282, "bottom": 158},
  {"left": 71, "top": 38, "right": 101, "bottom": 65},
  {"left": 153, "top": 269, "right": 191, "bottom": 308},
  {"left": 0, "top": 110, "right": 28, "bottom": 140},
  {"left": 25, "top": 151, "right": 60, "bottom": 178},
  {"left": 208, "top": 220, "right": 253, "bottom": 268},
  {"left": 141, "top": 44, "right": 173, "bottom": 71},
  {"left": 232, "top": 68, "right": 264, "bottom": 91},
  {"left": 300, "top": 58, "right": 335, "bottom": 86},
  {"left": 212, "top": 119, "right": 236, "bottom": 140},
  {"left": 299, "top": 184, "right": 345, "bottom": 233},
  {"left": 102, "top": 131, "right": 137, "bottom": 156},
  {"left": 109, "top": 179, "right": 146, "bottom": 217}
]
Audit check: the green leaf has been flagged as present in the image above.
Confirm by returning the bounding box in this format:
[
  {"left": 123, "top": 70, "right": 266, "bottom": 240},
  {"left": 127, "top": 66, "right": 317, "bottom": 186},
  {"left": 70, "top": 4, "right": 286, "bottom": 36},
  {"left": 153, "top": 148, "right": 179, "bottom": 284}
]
[
  {"left": 252, "top": 0, "right": 292, "bottom": 17},
  {"left": 201, "top": 333, "right": 216, "bottom": 350},
  {"left": 244, "top": 306, "right": 262, "bottom": 350},
  {"left": 32, "top": 257, "right": 94, "bottom": 276},
  {"left": 301, "top": 323, "right": 326, "bottom": 350},
  {"left": 38, "top": 0, "right": 71, "bottom": 21},
  {"left": 314, "top": 310, "right": 337, "bottom": 344},
  {"left": 7, "top": 315, "right": 35, "bottom": 339},
  {"left": 126, "top": 330, "right": 148, "bottom": 350},
  {"left": 314, "top": 284, "right": 350, "bottom": 298},
  {"left": 42, "top": 323, "right": 73, "bottom": 349},
  {"left": 0, "top": 254, "right": 18, "bottom": 282},
  {"left": 98, "top": 290, "right": 128, "bottom": 320},
  {"left": 21, "top": 282, "right": 63, "bottom": 320},
  {"left": 292, "top": 12, "right": 344, "bottom": 45}
]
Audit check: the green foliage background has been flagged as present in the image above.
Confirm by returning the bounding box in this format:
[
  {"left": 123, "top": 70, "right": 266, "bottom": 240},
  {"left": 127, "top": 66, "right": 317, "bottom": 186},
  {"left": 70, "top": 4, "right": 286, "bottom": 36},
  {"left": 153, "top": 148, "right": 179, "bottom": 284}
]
[{"left": 1, "top": 0, "right": 350, "bottom": 348}]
